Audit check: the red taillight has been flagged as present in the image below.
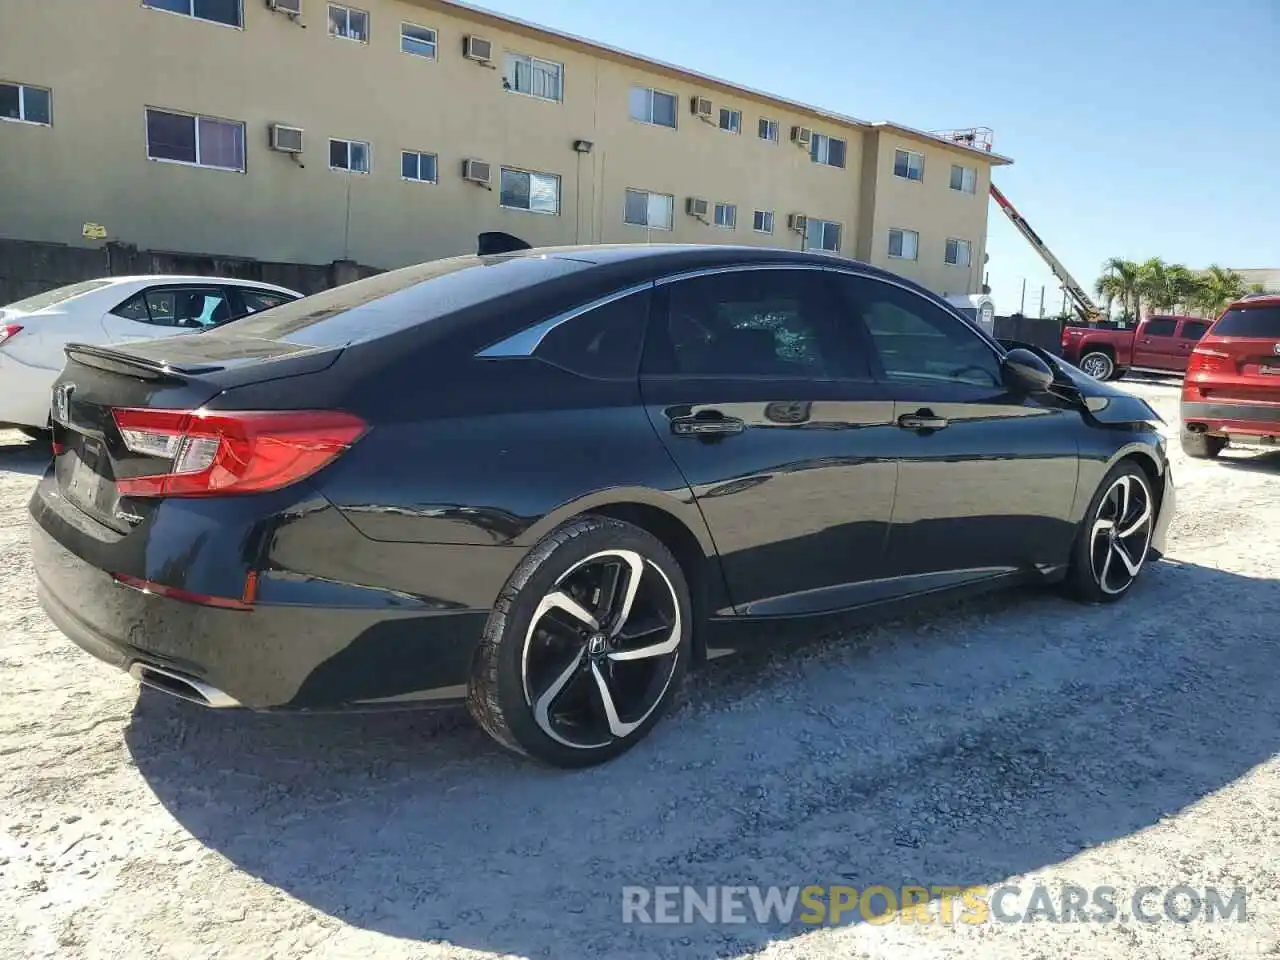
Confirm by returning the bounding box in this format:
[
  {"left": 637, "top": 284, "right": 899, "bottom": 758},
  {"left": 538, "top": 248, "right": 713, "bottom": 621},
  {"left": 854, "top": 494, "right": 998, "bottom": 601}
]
[
  {"left": 0, "top": 323, "right": 23, "bottom": 347},
  {"left": 111, "top": 408, "right": 366, "bottom": 497},
  {"left": 1187, "top": 346, "right": 1230, "bottom": 376}
]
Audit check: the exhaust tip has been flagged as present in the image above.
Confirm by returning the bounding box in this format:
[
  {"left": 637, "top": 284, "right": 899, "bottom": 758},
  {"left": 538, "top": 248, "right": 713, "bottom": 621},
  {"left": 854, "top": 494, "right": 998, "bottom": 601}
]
[{"left": 128, "top": 663, "right": 240, "bottom": 709}]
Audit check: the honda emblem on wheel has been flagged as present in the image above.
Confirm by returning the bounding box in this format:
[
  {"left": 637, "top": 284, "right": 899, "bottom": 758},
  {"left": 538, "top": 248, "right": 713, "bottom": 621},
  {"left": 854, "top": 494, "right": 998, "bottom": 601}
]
[{"left": 52, "top": 383, "right": 74, "bottom": 425}]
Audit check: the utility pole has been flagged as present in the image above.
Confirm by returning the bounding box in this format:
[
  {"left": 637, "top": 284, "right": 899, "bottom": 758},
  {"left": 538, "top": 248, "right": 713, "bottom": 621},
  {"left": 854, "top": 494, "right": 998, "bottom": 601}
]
[
  {"left": 1019, "top": 278, "right": 1026, "bottom": 314},
  {"left": 1038, "top": 285, "right": 1046, "bottom": 318}
]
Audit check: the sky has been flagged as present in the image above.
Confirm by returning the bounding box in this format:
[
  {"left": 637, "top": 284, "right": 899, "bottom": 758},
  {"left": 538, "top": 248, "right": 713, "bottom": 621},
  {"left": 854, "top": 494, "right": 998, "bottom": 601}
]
[{"left": 472, "top": 0, "right": 1279, "bottom": 316}]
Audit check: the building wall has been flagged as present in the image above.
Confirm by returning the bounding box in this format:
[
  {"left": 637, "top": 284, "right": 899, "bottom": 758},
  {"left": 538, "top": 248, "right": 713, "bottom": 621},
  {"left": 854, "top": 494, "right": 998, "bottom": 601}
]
[{"left": 0, "top": 0, "right": 998, "bottom": 296}]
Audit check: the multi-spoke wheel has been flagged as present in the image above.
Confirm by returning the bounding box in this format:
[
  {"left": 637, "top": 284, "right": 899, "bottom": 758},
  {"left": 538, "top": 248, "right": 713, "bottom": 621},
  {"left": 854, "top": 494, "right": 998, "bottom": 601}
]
[
  {"left": 1067, "top": 461, "right": 1157, "bottom": 603},
  {"left": 1079, "top": 351, "right": 1116, "bottom": 381},
  {"left": 467, "top": 516, "right": 692, "bottom": 767}
]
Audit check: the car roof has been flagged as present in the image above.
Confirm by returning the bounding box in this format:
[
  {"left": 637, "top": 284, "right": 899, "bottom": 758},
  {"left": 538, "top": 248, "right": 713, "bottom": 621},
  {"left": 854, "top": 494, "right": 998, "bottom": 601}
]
[
  {"left": 97, "top": 275, "right": 301, "bottom": 294},
  {"left": 1228, "top": 293, "right": 1280, "bottom": 308}
]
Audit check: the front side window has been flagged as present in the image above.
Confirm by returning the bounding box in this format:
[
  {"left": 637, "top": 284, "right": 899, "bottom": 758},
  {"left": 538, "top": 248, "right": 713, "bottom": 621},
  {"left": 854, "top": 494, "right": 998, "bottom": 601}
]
[
  {"left": 504, "top": 52, "right": 563, "bottom": 101},
  {"left": 753, "top": 210, "right": 774, "bottom": 234},
  {"left": 629, "top": 86, "right": 677, "bottom": 128},
  {"left": 623, "top": 189, "right": 674, "bottom": 230},
  {"left": 644, "top": 269, "right": 850, "bottom": 378},
  {"left": 1144, "top": 318, "right": 1178, "bottom": 337},
  {"left": 328, "top": 4, "right": 368, "bottom": 42},
  {"left": 330, "top": 138, "right": 370, "bottom": 173},
  {"left": 758, "top": 118, "right": 778, "bottom": 142},
  {"left": 888, "top": 227, "right": 919, "bottom": 260},
  {"left": 719, "top": 108, "right": 741, "bottom": 133},
  {"left": 839, "top": 276, "right": 1001, "bottom": 388},
  {"left": 893, "top": 148, "right": 924, "bottom": 182},
  {"left": 0, "top": 82, "right": 51, "bottom": 125},
  {"left": 500, "top": 167, "right": 561, "bottom": 214},
  {"left": 401, "top": 23, "right": 437, "bottom": 59},
  {"left": 402, "top": 150, "right": 437, "bottom": 182},
  {"left": 713, "top": 203, "right": 737, "bottom": 229},
  {"left": 810, "top": 133, "right": 846, "bottom": 168},
  {"left": 944, "top": 238, "right": 972, "bottom": 267},
  {"left": 146, "top": 109, "right": 245, "bottom": 171},
  {"left": 806, "top": 218, "right": 841, "bottom": 252},
  {"left": 950, "top": 164, "right": 977, "bottom": 194},
  {"left": 143, "top": 0, "right": 241, "bottom": 27},
  {"left": 534, "top": 289, "right": 652, "bottom": 380}
]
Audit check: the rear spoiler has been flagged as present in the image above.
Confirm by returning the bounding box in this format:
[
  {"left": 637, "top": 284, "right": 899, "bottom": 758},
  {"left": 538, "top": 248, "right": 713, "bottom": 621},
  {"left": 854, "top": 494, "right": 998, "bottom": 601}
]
[{"left": 63, "top": 342, "right": 221, "bottom": 381}]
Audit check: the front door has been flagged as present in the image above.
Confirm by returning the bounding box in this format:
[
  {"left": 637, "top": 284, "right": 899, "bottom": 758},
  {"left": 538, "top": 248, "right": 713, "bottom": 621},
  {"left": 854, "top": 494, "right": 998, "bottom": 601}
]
[
  {"left": 831, "top": 273, "right": 1081, "bottom": 586},
  {"left": 639, "top": 267, "right": 900, "bottom": 617}
]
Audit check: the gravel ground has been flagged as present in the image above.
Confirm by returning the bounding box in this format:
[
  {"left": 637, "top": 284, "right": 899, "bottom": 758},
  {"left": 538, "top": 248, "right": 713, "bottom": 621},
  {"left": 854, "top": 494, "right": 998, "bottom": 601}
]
[{"left": 2, "top": 379, "right": 1277, "bottom": 960}]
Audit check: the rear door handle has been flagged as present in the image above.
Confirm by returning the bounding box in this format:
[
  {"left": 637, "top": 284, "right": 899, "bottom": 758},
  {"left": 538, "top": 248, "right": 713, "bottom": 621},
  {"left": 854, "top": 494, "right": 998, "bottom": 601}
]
[
  {"left": 897, "top": 409, "right": 949, "bottom": 431},
  {"left": 670, "top": 414, "right": 745, "bottom": 437}
]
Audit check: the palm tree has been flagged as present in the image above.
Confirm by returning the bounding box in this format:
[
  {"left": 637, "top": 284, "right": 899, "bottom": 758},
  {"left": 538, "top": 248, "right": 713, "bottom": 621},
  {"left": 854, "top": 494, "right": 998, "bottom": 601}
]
[
  {"left": 1248, "top": 282, "right": 1266, "bottom": 295},
  {"left": 1165, "top": 264, "right": 1202, "bottom": 314},
  {"left": 1193, "top": 265, "right": 1247, "bottom": 317},
  {"left": 1097, "top": 257, "right": 1141, "bottom": 321}
]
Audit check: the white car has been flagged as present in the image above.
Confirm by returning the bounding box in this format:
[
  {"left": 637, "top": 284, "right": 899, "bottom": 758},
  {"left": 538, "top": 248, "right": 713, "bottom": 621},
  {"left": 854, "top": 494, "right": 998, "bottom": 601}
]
[{"left": 0, "top": 275, "right": 301, "bottom": 434}]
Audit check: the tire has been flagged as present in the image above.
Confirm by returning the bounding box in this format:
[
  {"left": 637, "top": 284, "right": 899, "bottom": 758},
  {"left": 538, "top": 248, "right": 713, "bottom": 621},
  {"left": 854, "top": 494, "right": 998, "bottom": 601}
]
[
  {"left": 467, "top": 516, "right": 692, "bottom": 768},
  {"left": 1065, "top": 460, "right": 1158, "bottom": 603},
  {"left": 1078, "top": 350, "right": 1116, "bottom": 381},
  {"left": 1180, "top": 429, "right": 1227, "bottom": 460}
]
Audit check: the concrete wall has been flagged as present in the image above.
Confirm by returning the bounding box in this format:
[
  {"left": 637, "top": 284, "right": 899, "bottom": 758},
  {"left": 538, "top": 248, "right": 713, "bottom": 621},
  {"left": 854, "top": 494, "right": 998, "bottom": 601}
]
[{"left": 0, "top": 0, "right": 1000, "bottom": 295}]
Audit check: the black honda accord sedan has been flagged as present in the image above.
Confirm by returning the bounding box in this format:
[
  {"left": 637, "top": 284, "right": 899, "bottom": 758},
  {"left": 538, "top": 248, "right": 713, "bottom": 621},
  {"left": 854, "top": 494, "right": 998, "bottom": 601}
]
[{"left": 30, "top": 244, "right": 1174, "bottom": 767}]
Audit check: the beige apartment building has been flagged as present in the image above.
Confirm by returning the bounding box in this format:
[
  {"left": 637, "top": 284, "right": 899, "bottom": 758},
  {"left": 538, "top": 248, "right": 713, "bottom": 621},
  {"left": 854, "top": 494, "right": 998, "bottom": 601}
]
[{"left": 0, "top": 0, "right": 1010, "bottom": 297}]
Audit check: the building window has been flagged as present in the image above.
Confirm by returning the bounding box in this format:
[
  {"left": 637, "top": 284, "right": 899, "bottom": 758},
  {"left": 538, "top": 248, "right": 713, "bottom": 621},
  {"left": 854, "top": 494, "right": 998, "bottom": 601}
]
[
  {"left": 143, "top": 0, "right": 242, "bottom": 28},
  {"left": 945, "top": 238, "right": 972, "bottom": 267},
  {"left": 810, "top": 133, "right": 846, "bottom": 168},
  {"left": 629, "top": 86, "right": 677, "bottom": 128},
  {"left": 623, "top": 188, "right": 674, "bottom": 230},
  {"left": 401, "top": 150, "right": 437, "bottom": 183},
  {"left": 806, "top": 218, "right": 842, "bottom": 252},
  {"left": 893, "top": 148, "right": 924, "bottom": 181},
  {"left": 145, "top": 108, "right": 244, "bottom": 171},
  {"left": 718, "top": 108, "right": 741, "bottom": 134},
  {"left": 503, "top": 52, "right": 563, "bottom": 102},
  {"left": 401, "top": 22, "right": 437, "bottom": 59},
  {"left": 500, "top": 167, "right": 561, "bottom": 214},
  {"left": 758, "top": 118, "right": 779, "bottom": 142},
  {"left": 752, "top": 210, "right": 774, "bottom": 234},
  {"left": 328, "top": 4, "right": 368, "bottom": 42},
  {"left": 330, "top": 138, "right": 370, "bottom": 173},
  {"left": 713, "top": 203, "right": 737, "bottom": 229},
  {"left": 0, "top": 82, "right": 51, "bottom": 126},
  {"left": 949, "top": 164, "right": 976, "bottom": 194},
  {"left": 888, "top": 227, "right": 919, "bottom": 260}
]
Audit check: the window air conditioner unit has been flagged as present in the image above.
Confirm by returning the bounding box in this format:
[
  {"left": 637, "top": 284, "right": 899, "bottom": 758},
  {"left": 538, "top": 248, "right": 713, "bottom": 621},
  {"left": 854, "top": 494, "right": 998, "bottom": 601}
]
[
  {"left": 464, "top": 36, "right": 493, "bottom": 62},
  {"left": 462, "top": 158, "right": 492, "bottom": 184},
  {"left": 691, "top": 96, "right": 713, "bottom": 120},
  {"left": 790, "top": 125, "right": 812, "bottom": 147},
  {"left": 686, "top": 197, "right": 710, "bottom": 219},
  {"left": 269, "top": 123, "right": 304, "bottom": 154},
  {"left": 787, "top": 213, "right": 808, "bottom": 233},
  {"left": 267, "top": 0, "right": 302, "bottom": 15}
]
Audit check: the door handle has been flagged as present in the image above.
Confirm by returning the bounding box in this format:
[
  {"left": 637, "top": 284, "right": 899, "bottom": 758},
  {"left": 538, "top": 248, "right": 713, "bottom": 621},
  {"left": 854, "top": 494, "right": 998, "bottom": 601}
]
[
  {"left": 897, "top": 409, "right": 949, "bottom": 431},
  {"left": 670, "top": 413, "right": 745, "bottom": 437}
]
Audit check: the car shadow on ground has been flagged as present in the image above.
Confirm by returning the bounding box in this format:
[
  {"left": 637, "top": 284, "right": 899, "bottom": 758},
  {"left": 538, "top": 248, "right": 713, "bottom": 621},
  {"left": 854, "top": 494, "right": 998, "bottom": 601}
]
[
  {"left": 125, "top": 558, "right": 1279, "bottom": 958},
  {"left": 1217, "top": 449, "right": 1280, "bottom": 474},
  {"left": 0, "top": 431, "right": 51, "bottom": 478}
]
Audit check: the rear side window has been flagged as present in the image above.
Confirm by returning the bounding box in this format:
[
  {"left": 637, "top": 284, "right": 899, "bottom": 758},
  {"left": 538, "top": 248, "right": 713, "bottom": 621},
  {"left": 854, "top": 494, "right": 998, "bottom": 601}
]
[
  {"left": 1179, "top": 320, "right": 1209, "bottom": 340},
  {"left": 110, "top": 293, "right": 151, "bottom": 321},
  {"left": 1212, "top": 305, "right": 1280, "bottom": 338},
  {"left": 534, "top": 290, "right": 651, "bottom": 380},
  {"left": 1144, "top": 318, "right": 1177, "bottom": 337},
  {"left": 212, "top": 254, "right": 586, "bottom": 346}
]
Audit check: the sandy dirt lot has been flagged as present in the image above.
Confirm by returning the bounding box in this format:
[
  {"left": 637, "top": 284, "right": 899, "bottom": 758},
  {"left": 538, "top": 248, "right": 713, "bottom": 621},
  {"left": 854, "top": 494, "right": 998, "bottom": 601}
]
[{"left": 2, "top": 379, "right": 1277, "bottom": 959}]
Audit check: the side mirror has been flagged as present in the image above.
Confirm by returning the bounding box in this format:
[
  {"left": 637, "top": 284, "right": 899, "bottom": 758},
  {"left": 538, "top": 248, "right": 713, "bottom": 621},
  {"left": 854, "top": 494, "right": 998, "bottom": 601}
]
[{"left": 1001, "top": 347, "right": 1055, "bottom": 395}]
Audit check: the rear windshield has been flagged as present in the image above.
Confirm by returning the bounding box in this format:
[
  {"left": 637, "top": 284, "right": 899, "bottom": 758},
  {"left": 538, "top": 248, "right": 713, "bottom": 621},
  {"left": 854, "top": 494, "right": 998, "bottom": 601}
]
[
  {"left": 1212, "top": 305, "right": 1280, "bottom": 338},
  {"left": 3, "top": 279, "right": 113, "bottom": 313},
  {"left": 210, "top": 254, "right": 587, "bottom": 347}
]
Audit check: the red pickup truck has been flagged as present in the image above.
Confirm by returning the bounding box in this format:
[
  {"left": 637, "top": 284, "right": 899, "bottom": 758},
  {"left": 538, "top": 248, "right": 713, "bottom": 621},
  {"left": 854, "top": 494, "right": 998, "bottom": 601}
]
[{"left": 1060, "top": 315, "right": 1212, "bottom": 381}]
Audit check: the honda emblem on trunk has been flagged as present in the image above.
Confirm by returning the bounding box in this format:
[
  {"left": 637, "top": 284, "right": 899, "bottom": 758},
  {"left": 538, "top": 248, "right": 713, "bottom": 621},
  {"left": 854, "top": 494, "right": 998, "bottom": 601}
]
[{"left": 53, "top": 383, "right": 74, "bottom": 425}]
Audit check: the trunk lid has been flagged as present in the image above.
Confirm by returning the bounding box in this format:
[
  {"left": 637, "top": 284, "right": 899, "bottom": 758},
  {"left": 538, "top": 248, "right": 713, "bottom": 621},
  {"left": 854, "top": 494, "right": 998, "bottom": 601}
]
[{"left": 51, "top": 335, "right": 343, "bottom": 532}]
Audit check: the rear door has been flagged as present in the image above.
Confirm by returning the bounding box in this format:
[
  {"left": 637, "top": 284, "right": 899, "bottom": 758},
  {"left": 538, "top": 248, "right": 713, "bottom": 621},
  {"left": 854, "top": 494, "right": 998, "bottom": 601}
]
[
  {"left": 639, "top": 266, "right": 900, "bottom": 617},
  {"left": 1131, "top": 317, "right": 1179, "bottom": 370},
  {"left": 1173, "top": 318, "right": 1210, "bottom": 372},
  {"left": 100, "top": 286, "right": 232, "bottom": 342},
  {"left": 831, "top": 273, "right": 1081, "bottom": 584}
]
